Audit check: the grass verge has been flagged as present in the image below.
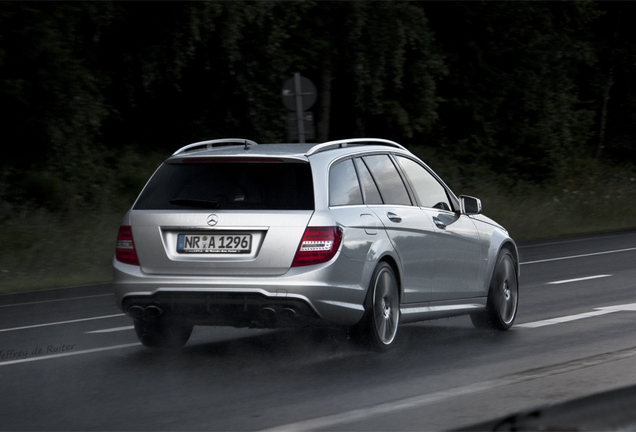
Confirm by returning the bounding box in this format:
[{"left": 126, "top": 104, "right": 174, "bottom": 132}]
[
  {"left": 1, "top": 151, "right": 635, "bottom": 295},
  {"left": 0, "top": 209, "right": 124, "bottom": 294}
]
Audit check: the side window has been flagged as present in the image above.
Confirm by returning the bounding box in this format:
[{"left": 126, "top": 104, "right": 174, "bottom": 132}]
[
  {"left": 395, "top": 156, "right": 452, "bottom": 211},
  {"left": 329, "top": 159, "right": 363, "bottom": 206},
  {"left": 354, "top": 158, "right": 383, "bottom": 205},
  {"left": 362, "top": 155, "right": 411, "bottom": 206}
]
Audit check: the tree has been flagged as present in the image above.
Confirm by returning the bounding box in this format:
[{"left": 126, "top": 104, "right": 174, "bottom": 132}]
[
  {"left": 423, "top": 1, "right": 600, "bottom": 182},
  {"left": 587, "top": 2, "right": 636, "bottom": 163},
  {"left": 292, "top": 1, "right": 445, "bottom": 142},
  {"left": 0, "top": 2, "right": 110, "bottom": 171}
]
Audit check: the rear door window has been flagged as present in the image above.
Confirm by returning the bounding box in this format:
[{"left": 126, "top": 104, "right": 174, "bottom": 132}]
[
  {"left": 395, "top": 156, "right": 452, "bottom": 210},
  {"left": 354, "top": 158, "right": 383, "bottom": 205},
  {"left": 134, "top": 161, "right": 314, "bottom": 210},
  {"left": 329, "top": 159, "right": 363, "bottom": 206},
  {"left": 362, "top": 155, "right": 411, "bottom": 206}
]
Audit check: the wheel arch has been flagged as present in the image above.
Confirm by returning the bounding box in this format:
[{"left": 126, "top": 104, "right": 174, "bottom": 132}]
[
  {"left": 500, "top": 240, "right": 520, "bottom": 282},
  {"left": 483, "top": 230, "right": 520, "bottom": 294},
  {"left": 377, "top": 254, "right": 402, "bottom": 303},
  {"left": 363, "top": 233, "right": 404, "bottom": 304}
]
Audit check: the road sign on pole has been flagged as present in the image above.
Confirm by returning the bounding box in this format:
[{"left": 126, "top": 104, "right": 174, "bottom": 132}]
[
  {"left": 287, "top": 112, "right": 315, "bottom": 141},
  {"left": 282, "top": 73, "right": 316, "bottom": 143}
]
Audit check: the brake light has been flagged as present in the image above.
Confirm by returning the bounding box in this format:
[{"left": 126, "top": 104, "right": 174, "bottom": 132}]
[
  {"left": 181, "top": 157, "right": 285, "bottom": 163},
  {"left": 292, "top": 226, "right": 343, "bottom": 267},
  {"left": 116, "top": 225, "right": 140, "bottom": 266}
]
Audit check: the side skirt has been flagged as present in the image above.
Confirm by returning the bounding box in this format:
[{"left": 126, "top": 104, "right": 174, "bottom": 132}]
[{"left": 399, "top": 297, "right": 487, "bottom": 324}]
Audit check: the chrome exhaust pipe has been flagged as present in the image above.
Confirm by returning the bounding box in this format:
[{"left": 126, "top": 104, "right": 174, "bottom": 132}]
[
  {"left": 280, "top": 308, "right": 296, "bottom": 319},
  {"left": 143, "top": 305, "right": 163, "bottom": 318},
  {"left": 259, "top": 307, "right": 276, "bottom": 319},
  {"left": 126, "top": 305, "right": 144, "bottom": 319}
]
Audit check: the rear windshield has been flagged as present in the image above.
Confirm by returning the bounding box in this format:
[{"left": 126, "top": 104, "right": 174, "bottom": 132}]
[{"left": 134, "top": 161, "right": 314, "bottom": 210}]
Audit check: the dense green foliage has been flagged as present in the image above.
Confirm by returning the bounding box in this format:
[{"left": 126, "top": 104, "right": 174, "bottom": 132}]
[
  {"left": 1, "top": 1, "right": 636, "bottom": 291},
  {"left": 2, "top": 2, "right": 636, "bottom": 195}
]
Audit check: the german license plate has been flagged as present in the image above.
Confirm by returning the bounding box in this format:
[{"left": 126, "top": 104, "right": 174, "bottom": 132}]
[{"left": 177, "top": 234, "right": 252, "bottom": 254}]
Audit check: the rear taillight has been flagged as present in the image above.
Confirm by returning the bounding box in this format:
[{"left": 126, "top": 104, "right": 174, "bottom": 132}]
[
  {"left": 292, "top": 226, "right": 343, "bottom": 267},
  {"left": 115, "top": 225, "right": 140, "bottom": 266}
]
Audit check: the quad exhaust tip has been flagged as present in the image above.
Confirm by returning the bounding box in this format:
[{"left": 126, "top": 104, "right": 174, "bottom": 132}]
[
  {"left": 144, "top": 305, "right": 163, "bottom": 318},
  {"left": 128, "top": 304, "right": 297, "bottom": 321},
  {"left": 258, "top": 306, "right": 297, "bottom": 320},
  {"left": 280, "top": 308, "right": 297, "bottom": 319},
  {"left": 127, "top": 305, "right": 144, "bottom": 319},
  {"left": 126, "top": 305, "right": 163, "bottom": 319},
  {"left": 259, "top": 307, "right": 276, "bottom": 320}
]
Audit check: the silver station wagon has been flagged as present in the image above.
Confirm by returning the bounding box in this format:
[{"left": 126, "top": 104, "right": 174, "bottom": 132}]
[{"left": 113, "top": 138, "right": 519, "bottom": 350}]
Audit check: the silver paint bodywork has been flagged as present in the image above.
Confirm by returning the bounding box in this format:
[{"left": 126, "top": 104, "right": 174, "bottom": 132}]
[{"left": 113, "top": 141, "right": 518, "bottom": 328}]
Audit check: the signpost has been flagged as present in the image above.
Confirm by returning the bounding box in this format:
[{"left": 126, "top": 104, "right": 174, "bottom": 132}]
[{"left": 282, "top": 73, "right": 316, "bottom": 143}]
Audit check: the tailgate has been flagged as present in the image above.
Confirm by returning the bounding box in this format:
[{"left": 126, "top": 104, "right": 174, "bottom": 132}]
[{"left": 131, "top": 210, "right": 312, "bottom": 276}]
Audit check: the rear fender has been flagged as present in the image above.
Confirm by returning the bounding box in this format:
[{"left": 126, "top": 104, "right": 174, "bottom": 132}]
[{"left": 363, "top": 236, "right": 403, "bottom": 301}]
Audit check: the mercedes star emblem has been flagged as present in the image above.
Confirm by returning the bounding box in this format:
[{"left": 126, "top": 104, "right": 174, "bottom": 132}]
[{"left": 207, "top": 214, "right": 219, "bottom": 226}]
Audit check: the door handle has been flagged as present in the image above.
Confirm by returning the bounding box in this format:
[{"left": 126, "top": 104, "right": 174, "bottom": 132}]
[
  {"left": 387, "top": 212, "right": 402, "bottom": 223},
  {"left": 433, "top": 217, "right": 446, "bottom": 229}
]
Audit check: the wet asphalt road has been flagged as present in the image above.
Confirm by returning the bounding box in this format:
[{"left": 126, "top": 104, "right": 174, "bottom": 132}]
[{"left": 1, "top": 230, "right": 636, "bottom": 430}]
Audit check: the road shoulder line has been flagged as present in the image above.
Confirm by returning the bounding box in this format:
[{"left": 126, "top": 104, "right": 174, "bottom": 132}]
[
  {"left": 0, "top": 343, "right": 141, "bottom": 367},
  {"left": 260, "top": 346, "right": 636, "bottom": 432},
  {"left": 0, "top": 314, "right": 125, "bottom": 333}
]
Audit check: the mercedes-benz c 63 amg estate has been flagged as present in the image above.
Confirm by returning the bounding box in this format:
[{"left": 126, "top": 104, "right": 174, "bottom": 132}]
[{"left": 113, "top": 138, "right": 519, "bottom": 350}]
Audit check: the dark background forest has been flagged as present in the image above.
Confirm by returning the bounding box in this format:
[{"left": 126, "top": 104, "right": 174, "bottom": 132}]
[{"left": 1, "top": 1, "right": 636, "bottom": 291}]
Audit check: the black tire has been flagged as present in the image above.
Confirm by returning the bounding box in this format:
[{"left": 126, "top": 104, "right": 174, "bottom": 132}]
[
  {"left": 352, "top": 262, "right": 400, "bottom": 351},
  {"left": 471, "top": 250, "right": 518, "bottom": 330},
  {"left": 133, "top": 319, "right": 193, "bottom": 349}
]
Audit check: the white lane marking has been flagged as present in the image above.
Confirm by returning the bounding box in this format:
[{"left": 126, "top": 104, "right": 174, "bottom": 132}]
[
  {"left": 517, "top": 302, "right": 636, "bottom": 328},
  {"left": 0, "top": 293, "right": 113, "bottom": 308},
  {"left": 0, "top": 343, "right": 141, "bottom": 367},
  {"left": 517, "top": 310, "right": 613, "bottom": 328},
  {"left": 261, "top": 346, "right": 636, "bottom": 432},
  {"left": 263, "top": 382, "right": 497, "bottom": 432},
  {"left": 600, "top": 303, "right": 636, "bottom": 312},
  {"left": 0, "top": 314, "right": 126, "bottom": 333},
  {"left": 518, "top": 232, "right": 636, "bottom": 249},
  {"left": 85, "top": 326, "right": 134, "bottom": 334},
  {"left": 520, "top": 247, "right": 636, "bottom": 265},
  {"left": 547, "top": 274, "right": 612, "bottom": 285}
]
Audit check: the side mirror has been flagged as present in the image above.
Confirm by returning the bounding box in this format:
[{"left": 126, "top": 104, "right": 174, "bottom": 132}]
[{"left": 460, "top": 195, "right": 482, "bottom": 215}]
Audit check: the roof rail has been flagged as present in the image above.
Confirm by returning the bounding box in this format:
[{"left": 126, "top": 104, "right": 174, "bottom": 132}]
[
  {"left": 305, "top": 138, "right": 406, "bottom": 156},
  {"left": 173, "top": 138, "right": 258, "bottom": 155}
]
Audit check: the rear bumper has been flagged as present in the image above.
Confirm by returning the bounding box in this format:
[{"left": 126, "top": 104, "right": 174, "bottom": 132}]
[
  {"left": 122, "top": 291, "right": 322, "bottom": 328},
  {"left": 113, "top": 258, "right": 369, "bottom": 327}
]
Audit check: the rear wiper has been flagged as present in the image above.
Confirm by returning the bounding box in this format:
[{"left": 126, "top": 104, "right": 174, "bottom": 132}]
[{"left": 169, "top": 199, "right": 220, "bottom": 209}]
